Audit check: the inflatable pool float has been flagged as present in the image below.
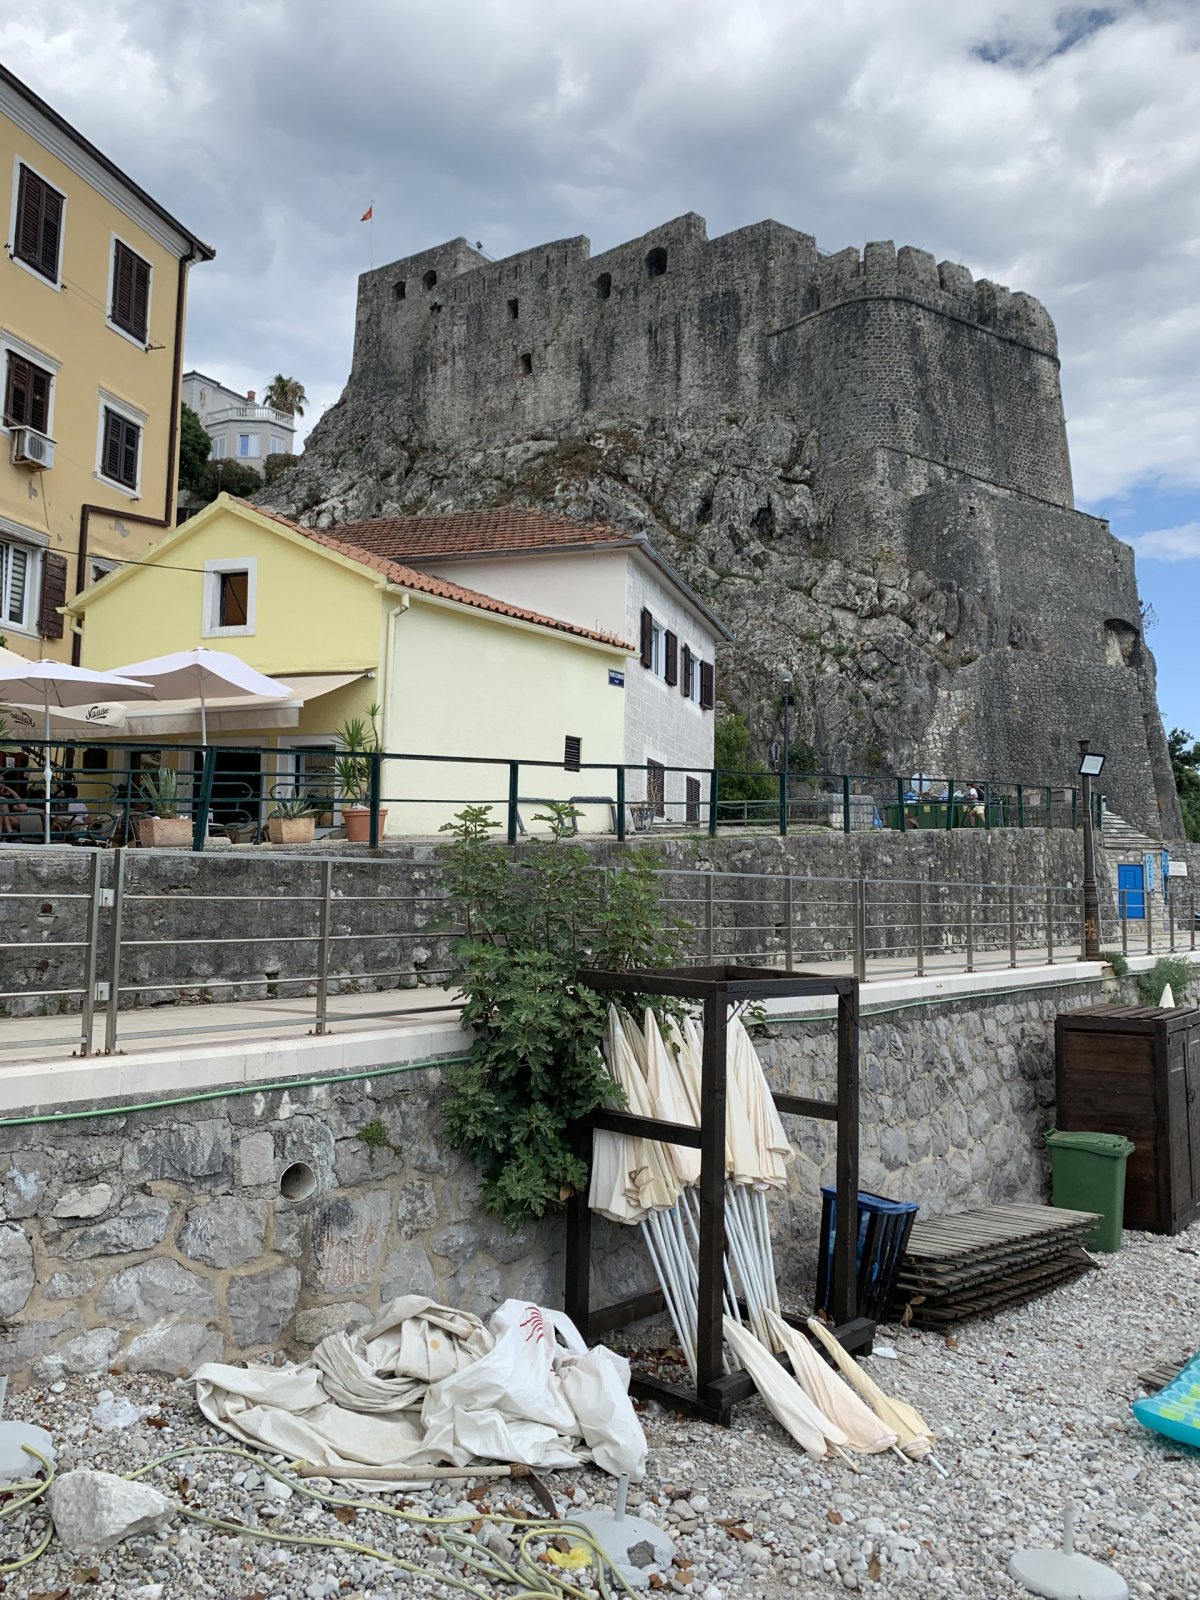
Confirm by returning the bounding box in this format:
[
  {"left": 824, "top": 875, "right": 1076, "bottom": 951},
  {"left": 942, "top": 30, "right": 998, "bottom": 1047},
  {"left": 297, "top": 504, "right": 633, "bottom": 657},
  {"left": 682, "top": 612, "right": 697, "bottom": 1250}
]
[{"left": 1131, "top": 1352, "right": 1200, "bottom": 1449}]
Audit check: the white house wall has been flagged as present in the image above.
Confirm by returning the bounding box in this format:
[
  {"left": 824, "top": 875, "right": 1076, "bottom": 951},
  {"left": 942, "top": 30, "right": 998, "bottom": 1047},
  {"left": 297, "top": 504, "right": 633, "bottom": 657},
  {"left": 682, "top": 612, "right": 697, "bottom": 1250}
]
[{"left": 420, "top": 549, "right": 629, "bottom": 640}]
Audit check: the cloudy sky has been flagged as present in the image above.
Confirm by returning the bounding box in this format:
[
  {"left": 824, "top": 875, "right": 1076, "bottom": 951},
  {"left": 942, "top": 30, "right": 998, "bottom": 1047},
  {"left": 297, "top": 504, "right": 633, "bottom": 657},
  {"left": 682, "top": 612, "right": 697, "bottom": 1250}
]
[{"left": 4, "top": 1, "right": 1198, "bottom": 727}]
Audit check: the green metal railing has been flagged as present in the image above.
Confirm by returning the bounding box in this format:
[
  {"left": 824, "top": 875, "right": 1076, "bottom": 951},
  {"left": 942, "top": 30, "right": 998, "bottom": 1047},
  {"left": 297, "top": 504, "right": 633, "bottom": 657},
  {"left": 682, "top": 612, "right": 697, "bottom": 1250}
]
[{"left": 0, "top": 735, "right": 1099, "bottom": 851}]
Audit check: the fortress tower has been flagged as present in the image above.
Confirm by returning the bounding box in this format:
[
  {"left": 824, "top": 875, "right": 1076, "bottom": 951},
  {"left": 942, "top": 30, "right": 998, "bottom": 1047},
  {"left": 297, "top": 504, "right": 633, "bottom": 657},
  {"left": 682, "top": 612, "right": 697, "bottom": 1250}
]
[{"left": 272, "top": 214, "right": 1180, "bottom": 836}]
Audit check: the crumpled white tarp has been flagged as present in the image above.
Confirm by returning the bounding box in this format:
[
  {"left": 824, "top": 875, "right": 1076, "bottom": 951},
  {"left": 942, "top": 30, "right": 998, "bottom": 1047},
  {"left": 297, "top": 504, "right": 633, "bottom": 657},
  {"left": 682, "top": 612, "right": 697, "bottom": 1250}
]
[{"left": 194, "top": 1295, "right": 647, "bottom": 1482}]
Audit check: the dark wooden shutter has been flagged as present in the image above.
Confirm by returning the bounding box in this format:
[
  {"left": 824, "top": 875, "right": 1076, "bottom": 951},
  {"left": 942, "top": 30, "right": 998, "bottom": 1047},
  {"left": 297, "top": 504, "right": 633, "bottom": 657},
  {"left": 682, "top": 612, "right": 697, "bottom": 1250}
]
[
  {"left": 119, "top": 417, "right": 138, "bottom": 487},
  {"left": 112, "top": 242, "right": 151, "bottom": 340},
  {"left": 640, "top": 607, "right": 653, "bottom": 668},
  {"left": 102, "top": 409, "right": 139, "bottom": 488},
  {"left": 681, "top": 644, "right": 693, "bottom": 697},
  {"left": 102, "top": 410, "right": 124, "bottom": 481},
  {"left": 564, "top": 735, "right": 582, "bottom": 772},
  {"left": 699, "top": 660, "right": 715, "bottom": 710},
  {"left": 38, "top": 552, "right": 68, "bottom": 640},
  {"left": 664, "top": 630, "right": 678, "bottom": 687},
  {"left": 15, "top": 166, "right": 63, "bottom": 280},
  {"left": 4, "top": 357, "right": 51, "bottom": 432},
  {"left": 686, "top": 776, "right": 701, "bottom": 823}
]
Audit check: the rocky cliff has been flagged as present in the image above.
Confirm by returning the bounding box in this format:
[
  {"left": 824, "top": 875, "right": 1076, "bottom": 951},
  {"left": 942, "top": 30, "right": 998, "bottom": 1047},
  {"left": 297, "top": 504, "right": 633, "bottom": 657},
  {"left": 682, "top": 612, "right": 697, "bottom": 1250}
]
[{"left": 259, "top": 214, "right": 1181, "bottom": 837}]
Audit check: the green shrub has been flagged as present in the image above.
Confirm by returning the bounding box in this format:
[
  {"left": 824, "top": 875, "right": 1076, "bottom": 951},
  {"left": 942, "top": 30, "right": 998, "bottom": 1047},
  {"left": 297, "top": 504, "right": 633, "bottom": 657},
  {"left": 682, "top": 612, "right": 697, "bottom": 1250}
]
[
  {"left": 1135, "top": 955, "right": 1194, "bottom": 1007},
  {"left": 1101, "top": 949, "right": 1130, "bottom": 977}
]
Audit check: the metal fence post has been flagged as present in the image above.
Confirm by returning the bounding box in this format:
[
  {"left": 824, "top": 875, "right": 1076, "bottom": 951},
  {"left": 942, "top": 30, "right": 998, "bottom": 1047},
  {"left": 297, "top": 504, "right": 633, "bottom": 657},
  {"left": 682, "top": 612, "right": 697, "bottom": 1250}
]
[
  {"left": 1192, "top": 893, "right": 1196, "bottom": 954},
  {"left": 1045, "top": 785, "right": 1053, "bottom": 829},
  {"left": 1121, "top": 890, "right": 1128, "bottom": 957},
  {"left": 946, "top": 779, "right": 955, "bottom": 830},
  {"left": 842, "top": 775, "right": 851, "bottom": 836},
  {"left": 1146, "top": 892, "right": 1153, "bottom": 955},
  {"left": 983, "top": 781, "right": 992, "bottom": 833},
  {"left": 368, "top": 752, "right": 383, "bottom": 848},
  {"left": 1017, "top": 784, "right": 1025, "bottom": 828},
  {"left": 896, "top": 776, "right": 906, "bottom": 832},
  {"left": 1071, "top": 787, "right": 1078, "bottom": 829},
  {"left": 1045, "top": 883, "right": 1054, "bottom": 965},
  {"left": 313, "top": 858, "right": 333, "bottom": 1035},
  {"left": 708, "top": 768, "right": 719, "bottom": 838},
  {"left": 192, "top": 747, "right": 216, "bottom": 851},
  {"left": 615, "top": 767, "right": 626, "bottom": 842},
  {"left": 705, "top": 872, "right": 715, "bottom": 962},
  {"left": 965, "top": 884, "right": 974, "bottom": 974},
  {"left": 1008, "top": 885, "right": 1018, "bottom": 968},
  {"left": 778, "top": 768, "right": 788, "bottom": 837},
  {"left": 915, "top": 881, "right": 925, "bottom": 977},
  {"left": 784, "top": 875, "right": 795, "bottom": 970},
  {"left": 103, "top": 850, "right": 126, "bottom": 1054},
  {"left": 506, "top": 762, "right": 520, "bottom": 846},
  {"left": 1169, "top": 890, "right": 1176, "bottom": 953},
  {"left": 79, "top": 851, "right": 104, "bottom": 1057},
  {"left": 853, "top": 876, "right": 867, "bottom": 981}
]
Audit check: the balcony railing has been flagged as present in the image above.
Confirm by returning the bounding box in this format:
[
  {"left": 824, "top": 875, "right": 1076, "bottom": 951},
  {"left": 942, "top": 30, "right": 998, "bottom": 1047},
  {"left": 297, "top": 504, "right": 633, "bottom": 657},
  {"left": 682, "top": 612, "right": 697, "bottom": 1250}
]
[{"left": 203, "top": 404, "right": 294, "bottom": 428}]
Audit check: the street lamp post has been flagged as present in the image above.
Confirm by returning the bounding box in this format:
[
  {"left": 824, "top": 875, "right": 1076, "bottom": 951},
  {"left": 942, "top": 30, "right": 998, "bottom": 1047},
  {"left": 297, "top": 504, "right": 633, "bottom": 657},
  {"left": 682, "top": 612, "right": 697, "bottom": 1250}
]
[
  {"left": 1078, "top": 739, "right": 1106, "bottom": 961},
  {"left": 780, "top": 671, "right": 794, "bottom": 837}
]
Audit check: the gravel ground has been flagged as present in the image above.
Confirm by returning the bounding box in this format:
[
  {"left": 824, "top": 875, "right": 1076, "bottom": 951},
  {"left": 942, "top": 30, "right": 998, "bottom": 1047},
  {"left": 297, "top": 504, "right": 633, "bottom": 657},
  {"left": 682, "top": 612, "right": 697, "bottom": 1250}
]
[{"left": 2, "top": 1221, "right": 1197, "bottom": 1600}]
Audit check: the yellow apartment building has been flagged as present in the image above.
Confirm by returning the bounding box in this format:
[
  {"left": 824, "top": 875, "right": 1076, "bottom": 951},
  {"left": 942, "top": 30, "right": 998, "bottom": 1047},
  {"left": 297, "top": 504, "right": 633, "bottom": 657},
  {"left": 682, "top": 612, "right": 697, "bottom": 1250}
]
[{"left": 0, "top": 62, "right": 213, "bottom": 663}]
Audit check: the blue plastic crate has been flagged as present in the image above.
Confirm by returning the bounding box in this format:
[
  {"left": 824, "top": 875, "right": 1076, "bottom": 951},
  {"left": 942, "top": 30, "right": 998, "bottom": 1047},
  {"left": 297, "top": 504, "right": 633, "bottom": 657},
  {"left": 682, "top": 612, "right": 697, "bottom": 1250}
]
[{"left": 815, "top": 1186, "right": 919, "bottom": 1324}]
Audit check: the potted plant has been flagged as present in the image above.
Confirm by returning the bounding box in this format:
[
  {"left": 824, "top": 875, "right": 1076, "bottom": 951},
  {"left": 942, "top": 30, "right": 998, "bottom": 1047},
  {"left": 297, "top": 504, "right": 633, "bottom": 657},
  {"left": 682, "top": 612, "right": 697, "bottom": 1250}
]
[
  {"left": 136, "top": 766, "right": 192, "bottom": 848},
  {"left": 335, "top": 706, "right": 386, "bottom": 843},
  {"left": 267, "top": 792, "right": 315, "bottom": 845}
]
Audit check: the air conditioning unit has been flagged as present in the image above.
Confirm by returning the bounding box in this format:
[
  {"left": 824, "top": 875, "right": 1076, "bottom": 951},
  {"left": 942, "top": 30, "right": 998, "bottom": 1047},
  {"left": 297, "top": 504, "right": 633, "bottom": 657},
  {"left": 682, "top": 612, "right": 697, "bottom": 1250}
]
[{"left": 11, "top": 426, "right": 55, "bottom": 469}]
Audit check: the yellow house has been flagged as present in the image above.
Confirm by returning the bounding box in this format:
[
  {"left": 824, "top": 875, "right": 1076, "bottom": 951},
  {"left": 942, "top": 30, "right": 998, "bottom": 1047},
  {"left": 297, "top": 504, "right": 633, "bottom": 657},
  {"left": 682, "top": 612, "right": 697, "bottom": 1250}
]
[
  {"left": 69, "top": 495, "right": 633, "bottom": 835},
  {"left": 0, "top": 62, "right": 213, "bottom": 664}
]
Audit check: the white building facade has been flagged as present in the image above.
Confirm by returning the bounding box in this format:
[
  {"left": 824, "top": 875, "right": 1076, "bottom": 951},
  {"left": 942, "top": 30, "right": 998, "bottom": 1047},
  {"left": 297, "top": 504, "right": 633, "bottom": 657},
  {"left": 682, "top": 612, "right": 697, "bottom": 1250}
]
[{"left": 181, "top": 370, "right": 295, "bottom": 475}]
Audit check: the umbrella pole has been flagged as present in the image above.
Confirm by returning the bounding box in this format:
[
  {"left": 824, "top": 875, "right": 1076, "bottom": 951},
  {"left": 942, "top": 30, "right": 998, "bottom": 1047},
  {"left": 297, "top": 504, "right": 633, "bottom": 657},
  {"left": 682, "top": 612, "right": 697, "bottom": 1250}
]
[
  {"left": 652, "top": 1206, "right": 698, "bottom": 1361},
  {"left": 43, "top": 689, "right": 51, "bottom": 846},
  {"left": 724, "top": 1184, "right": 773, "bottom": 1346},
  {"left": 641, "top": 1213, "right": 696, "bottom": 1383},
  {"left": 752, "top": 1187, "right": 782, "bottom": 1316}
]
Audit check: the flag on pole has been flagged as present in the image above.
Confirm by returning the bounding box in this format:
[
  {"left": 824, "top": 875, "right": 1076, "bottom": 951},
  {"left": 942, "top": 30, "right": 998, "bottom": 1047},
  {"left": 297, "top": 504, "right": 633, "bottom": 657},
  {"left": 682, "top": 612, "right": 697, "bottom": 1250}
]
[{"left": 360, "top": 205, "right": 373, "bottom": 222}]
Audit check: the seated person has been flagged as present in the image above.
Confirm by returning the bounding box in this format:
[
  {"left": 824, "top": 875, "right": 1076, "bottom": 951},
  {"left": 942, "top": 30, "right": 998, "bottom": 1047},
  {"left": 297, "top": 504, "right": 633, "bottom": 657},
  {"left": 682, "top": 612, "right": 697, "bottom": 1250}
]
[{"left": 0, "top": 782, "right": 31, "bottom": 836}]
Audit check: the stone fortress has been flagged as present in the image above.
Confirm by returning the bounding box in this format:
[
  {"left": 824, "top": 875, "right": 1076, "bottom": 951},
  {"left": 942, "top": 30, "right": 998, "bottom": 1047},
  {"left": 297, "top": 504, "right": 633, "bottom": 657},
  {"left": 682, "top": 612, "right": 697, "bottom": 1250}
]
[{"left": 265, "top": 212, "right": 1181, "bottom": 836}]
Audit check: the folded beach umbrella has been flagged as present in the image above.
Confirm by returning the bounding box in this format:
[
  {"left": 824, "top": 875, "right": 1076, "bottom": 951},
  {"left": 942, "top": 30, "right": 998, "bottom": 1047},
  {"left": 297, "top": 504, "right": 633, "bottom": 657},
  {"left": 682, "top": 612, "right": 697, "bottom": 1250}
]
[
  {"left": 723, "top": 1317, "right": 847, "bottom": 1460},
  {"left": 806, "top": 1317, "right": 935, "bottom": 1461},
  {"left": 764, "top": 1311, "right": 897, "bottom": 1453},
  {"left": 643, "top": 1009, "right": 701, "bottom": 1187}
]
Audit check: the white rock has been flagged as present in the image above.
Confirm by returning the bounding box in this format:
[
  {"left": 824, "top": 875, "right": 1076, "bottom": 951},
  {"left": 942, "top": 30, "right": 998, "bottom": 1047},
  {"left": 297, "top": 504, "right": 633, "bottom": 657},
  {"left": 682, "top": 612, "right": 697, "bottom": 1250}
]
[
  {"left": 264, "top": 1475, "right": 294, "bottom": 1501},
  {"left": 91, "top": 1396, "right": 148, "bottom": 1430},
  {"left": 49, "top": 1469, "right": 174, "bottom": 1553}
]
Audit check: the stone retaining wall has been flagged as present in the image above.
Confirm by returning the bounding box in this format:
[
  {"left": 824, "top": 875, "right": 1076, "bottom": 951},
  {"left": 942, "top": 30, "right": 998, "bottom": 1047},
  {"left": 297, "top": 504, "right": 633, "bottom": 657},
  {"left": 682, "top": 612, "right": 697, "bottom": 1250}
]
[{"left": 0, "top": 972, "right": 1123, "bottom": 1384}]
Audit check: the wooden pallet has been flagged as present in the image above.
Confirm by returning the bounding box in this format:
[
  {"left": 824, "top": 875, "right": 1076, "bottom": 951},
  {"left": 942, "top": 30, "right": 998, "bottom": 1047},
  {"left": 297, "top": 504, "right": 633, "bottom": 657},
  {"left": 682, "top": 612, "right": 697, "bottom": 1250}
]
[
  {"left": 1137, "top": 1355, "right": 1193, "bottom": 1392},
  {"left": 891, "top": 1203, "right": 1102, "bottom": 1327}
]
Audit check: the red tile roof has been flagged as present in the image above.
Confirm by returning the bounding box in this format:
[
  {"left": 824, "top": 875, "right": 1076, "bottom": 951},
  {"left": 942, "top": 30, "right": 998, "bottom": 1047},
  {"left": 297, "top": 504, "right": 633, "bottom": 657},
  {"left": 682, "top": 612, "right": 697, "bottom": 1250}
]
[
  {"left": 311, "top": 506, "right": 634, "bottom": 561},
  {"left": 238, "top": 501, "right": 631, "bottom": 650}
]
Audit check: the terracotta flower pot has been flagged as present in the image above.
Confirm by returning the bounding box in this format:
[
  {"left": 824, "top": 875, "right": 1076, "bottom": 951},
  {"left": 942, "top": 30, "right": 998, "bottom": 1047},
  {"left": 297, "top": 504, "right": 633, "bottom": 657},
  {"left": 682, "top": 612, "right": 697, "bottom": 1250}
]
[
  {"left": 268, "top": 816, "right": 315, "bottom": 845},
  {"left": 137, "top": 816, "right": 192, "bottom": 849},
  {"left": 343, "top": 806, "right": 386, "bottom": 843}
]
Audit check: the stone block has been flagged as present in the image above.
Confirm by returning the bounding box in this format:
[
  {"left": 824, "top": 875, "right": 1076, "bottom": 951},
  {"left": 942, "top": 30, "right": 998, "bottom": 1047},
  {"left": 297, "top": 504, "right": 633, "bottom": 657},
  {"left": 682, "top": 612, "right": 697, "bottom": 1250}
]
[
  {"left": 125, "top": 1118, "right": 233, "bottom": 1189},
  {"left": 54, "top": 1183, "right": 114, "bottom": 1220},
  {"left": 50, "top": 1469, "right": 174, "bottom": 1553},
  {"left": 294, "top": 1302, "right": 372, "bottom": 1346},
  {"left": 1, "top": 1154, "right": 50, "bottom": 1218},
  {"left": 0, "top": 1224, "right": 34, "bottom": 1316},
  {"left": 59, "top": 1197, "right": 172, "bottom": 1260},
  {"left": 429, "top": 1221, "right": 478, "bottom": 1269},
  {"left": 228, "top": 1267, "right": 301, "bottom": 1348},
  {"left": 380, "top": 1243, "right": 437, "bottom": 1300},
  {"left": 479, "top": 1217, "right": 536, "bottom": 1266},
  {"left": 449, "top": 1264, "right": 504, "bottom": 1317},
  {"left": 96, "top": 1259, "right": 217, "bottom": 1321},
  {"left": 273, "top": 1206, "right": 306, "bottom": 1257},
  {"left": 236, "top": 1131, "right": 277, "bottom": 1189},
  {"left": 179, "top": 1197, "right": 268, "bottom": 1268},
  {"left": 119, "top": 1318, "right": 222, "bottom": 1375},
  {"left": 0, "top": 1313, "right": 83, "bottom": 1374},
  {"left": 35, "top": 1328, "right": 121, "bottom": 1381},
  {"left": 45, "top": 1268, "right": 96, "bottom": 1301},
  {"left": 879, "top": 1125, "right": 909, "bottom": 1171},
  {"left": 395, "top": 1180, "right": 438, "bottom": 1241},
  {"left": 309, "top": 1191, "right": 391, "bottom": 1294}
]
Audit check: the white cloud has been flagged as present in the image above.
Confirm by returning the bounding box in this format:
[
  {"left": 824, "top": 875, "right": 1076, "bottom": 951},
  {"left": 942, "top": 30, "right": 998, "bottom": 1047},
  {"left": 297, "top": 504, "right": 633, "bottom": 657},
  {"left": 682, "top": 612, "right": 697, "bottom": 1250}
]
[
  {"left": 2, "top": 1, "right": 1198, "bottom": 491},
  {"left": 1133, "top": 523, "right": 1200, "bottom": 561}
]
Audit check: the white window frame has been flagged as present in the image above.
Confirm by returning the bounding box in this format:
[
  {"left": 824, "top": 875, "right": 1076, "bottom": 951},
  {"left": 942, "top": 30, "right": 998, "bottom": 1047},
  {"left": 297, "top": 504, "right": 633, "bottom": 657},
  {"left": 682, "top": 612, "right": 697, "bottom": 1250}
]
[
  {"left": 89, "top": 556, "right": 117, "bottom": 587},
  {"left": 210, "top": 434, "right": 227, "bottom": 459},
  {"left": 0, "top": 329, "right": 60, "bottom": 437},
  {"left": 650, "top": 619, "right": 664, "bottom": 678},
  {"left": 202, "top": 556, "right": 257, "bottom": 639},
  {"left": 104, "top": 230, "right": 154, "bottom": 350},
  {"left": 685, "top": 645, "right": 701, "bottom": 704},
  {"left": 94, "top": 388, "right": 147, "bottom": 498},
  {"left": 6, "top": 155, "right": 66, "bottom": 292},
  {"left": 237, "top": 432, "right": 259, "bottom": 459},
  {"left": 269, "top": 436, "right": 287, "bottom": 455},
  {"left": 0, "top": 532, "right": 42, "bottom": 635}
]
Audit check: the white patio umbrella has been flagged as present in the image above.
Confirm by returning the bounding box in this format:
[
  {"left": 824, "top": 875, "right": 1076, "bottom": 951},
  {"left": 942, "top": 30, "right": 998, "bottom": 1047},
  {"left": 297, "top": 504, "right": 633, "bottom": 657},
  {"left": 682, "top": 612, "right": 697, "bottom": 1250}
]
[
  {"left": 109, "top": 648, "right": 293, "bottom": 747},
  {"left": 0, "top": 659, "right": 154, "bottom": 843}
]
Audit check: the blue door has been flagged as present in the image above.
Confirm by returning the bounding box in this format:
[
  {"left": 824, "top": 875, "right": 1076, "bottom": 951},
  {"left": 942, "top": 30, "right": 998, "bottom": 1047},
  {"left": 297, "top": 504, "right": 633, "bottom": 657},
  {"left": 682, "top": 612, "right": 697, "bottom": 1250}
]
[{"left": 1118, "top": 862, "right": 1145, "bottom": 921}]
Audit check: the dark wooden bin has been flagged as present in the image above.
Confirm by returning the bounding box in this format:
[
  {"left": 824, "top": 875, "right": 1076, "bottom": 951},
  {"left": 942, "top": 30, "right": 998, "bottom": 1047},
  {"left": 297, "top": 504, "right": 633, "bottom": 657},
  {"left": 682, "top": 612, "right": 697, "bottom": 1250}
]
[{"left": 1055, "top": 1004, "right": 1200, "bottom": 1235}]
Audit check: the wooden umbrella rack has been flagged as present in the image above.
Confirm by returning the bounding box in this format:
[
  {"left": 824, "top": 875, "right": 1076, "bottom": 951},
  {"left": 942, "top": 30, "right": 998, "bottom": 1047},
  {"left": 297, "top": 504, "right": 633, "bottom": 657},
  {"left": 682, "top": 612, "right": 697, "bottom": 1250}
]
[{"left": 565, "top": 963, "right": 874, "bottom": 1425}]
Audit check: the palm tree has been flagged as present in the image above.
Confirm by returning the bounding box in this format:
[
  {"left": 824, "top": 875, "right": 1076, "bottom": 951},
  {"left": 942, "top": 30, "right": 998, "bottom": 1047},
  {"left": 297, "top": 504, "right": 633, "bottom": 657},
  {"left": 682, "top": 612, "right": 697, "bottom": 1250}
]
[{"left": 263, "top": 375, "right": 307, "bottom": 418}]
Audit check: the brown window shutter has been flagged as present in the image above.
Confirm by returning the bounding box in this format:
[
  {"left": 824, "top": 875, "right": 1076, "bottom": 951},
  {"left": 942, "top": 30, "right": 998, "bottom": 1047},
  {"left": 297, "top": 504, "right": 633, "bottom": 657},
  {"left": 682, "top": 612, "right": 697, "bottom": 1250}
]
[
  {"left": 38, "top": 552, "right": 68, "bottom": 640},
  {"left": 699, "top": 660, "right": 715, "bottom": 710},
  {"left": 103, "top": 410, "right": 124, "bottom": 481},
  {"left": 5, "top": 355, "right": 28, "bottom": 425},
  {"left": 681, "top": 644, "right": 693, "bottom": 697},
  {"left": 119, "top": 417, "right": 139, "bottom": 488},
  {"left": 640, "top": 607, "right": 653, "bottom": 668},
  {"left": 29, "top": 366, "right": 49, "bottom": 434},
  {"left": 664, "top": 630, "right": 678, "bottom": 686},
  {"left": 132, "top": 255, "right": 151, "bottom": 339},
  {"left": 39, "top": 185, "right": 63, "bottom": 279},
  {"left": 113, "top": 242, "right": 134, "bottom": 328},
  {"left": 16, "top": 166, "right": 43, "bottom": 264}
]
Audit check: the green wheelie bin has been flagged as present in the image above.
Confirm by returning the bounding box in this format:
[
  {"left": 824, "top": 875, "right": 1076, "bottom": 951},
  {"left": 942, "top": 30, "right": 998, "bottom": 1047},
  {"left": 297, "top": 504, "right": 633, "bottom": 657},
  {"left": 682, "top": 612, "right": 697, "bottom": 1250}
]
[{"left": 1044, "top": 1129, "right": 1135, "bottom": 1252}]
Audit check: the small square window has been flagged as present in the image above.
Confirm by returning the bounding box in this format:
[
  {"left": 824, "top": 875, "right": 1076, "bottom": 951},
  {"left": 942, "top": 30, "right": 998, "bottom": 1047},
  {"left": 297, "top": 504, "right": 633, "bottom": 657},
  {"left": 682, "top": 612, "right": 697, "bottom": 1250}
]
[
  {"left": 218, "top": 570, "right": 249, "bottom": 627},
  {"left": 519, "top": 352, "right": 533, "bottom": 375}
]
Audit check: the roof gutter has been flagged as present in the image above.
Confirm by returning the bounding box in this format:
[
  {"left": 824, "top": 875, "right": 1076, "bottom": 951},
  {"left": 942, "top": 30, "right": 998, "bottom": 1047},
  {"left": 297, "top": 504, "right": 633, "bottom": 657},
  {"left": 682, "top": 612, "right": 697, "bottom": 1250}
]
[
  {"left": 73, "top": 244, "right": 196, "bottom": 664},
  {"left": 629, "top": 534, "right": 735, "bottom": 642}
]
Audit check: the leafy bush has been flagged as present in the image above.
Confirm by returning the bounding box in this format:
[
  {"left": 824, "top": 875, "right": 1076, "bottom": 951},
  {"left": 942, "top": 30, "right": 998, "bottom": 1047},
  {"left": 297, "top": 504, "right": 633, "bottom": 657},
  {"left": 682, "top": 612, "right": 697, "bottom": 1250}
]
[
  {"left": 438, "top": 804, "right": 682, "bottom": 1224},
  {"left": 1101, "top": 949, "right": 1130, "bottom": 977},
  {"left": 1135, "top": 955, "right": 1194, "bottom": 1007},
  {"left": 714, "top": 712, "right": 776, "bottom": 823}
]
